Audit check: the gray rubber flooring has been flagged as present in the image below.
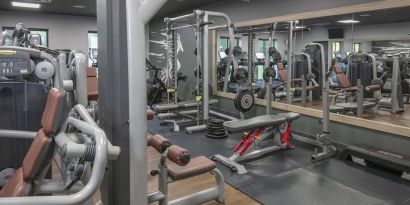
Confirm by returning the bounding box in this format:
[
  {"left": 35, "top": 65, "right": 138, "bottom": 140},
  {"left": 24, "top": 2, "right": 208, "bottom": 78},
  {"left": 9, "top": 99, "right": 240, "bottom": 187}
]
[{"left": 148, "top": 117, "right": 410, "bottom": 205}]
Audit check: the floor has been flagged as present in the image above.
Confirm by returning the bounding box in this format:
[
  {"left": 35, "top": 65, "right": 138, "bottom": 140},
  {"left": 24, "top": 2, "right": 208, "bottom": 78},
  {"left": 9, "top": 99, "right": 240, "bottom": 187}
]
[{"left": 148, "top": 117, "right": 410, "bottom": 205}]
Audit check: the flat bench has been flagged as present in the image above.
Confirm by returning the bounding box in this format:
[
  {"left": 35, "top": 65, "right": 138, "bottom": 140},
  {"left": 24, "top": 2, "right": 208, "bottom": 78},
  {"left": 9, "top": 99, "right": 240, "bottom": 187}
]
[{"left": 223, "top": 112, "right": 300, "bottom": 133}]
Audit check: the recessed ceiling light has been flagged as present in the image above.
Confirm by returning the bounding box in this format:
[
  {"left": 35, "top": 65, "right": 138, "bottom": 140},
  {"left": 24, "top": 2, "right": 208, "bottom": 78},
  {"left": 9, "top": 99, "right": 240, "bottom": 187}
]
[
  {"left": 11, "top": 1, "right": 41, "bottom": 8},
  {"left": 337, "top": 19, "right": 360, "bottom": 24},
  {"left": 73, "top": 5, "right": 86, "bottom": 8}
]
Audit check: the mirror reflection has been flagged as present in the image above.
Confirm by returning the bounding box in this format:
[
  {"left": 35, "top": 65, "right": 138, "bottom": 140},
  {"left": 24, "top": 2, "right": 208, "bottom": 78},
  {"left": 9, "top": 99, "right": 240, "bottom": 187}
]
[{"left": 215, "top": 6, "right": 410, "bottom": 127}]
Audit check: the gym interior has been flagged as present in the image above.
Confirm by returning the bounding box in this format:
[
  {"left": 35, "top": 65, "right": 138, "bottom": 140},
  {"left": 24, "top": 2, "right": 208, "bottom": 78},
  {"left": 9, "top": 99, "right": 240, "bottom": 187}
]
[{"left": 0, "top": 0, "right": 409, "bottom": 204}]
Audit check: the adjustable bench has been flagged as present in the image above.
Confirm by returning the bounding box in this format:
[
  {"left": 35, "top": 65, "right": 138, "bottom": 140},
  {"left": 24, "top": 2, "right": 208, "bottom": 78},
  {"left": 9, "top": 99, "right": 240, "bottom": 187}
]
[
  {"left": 213, "top": 112, "right": 300, "bottom": 174},
  {"left": 147, "top": 134, "right": 224, "bottom": 205}
]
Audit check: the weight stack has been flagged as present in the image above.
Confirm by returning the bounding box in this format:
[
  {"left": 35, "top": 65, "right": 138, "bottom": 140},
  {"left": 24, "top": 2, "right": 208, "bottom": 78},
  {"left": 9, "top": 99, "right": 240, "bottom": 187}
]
[{"left": 206, "top": 118, "right": 228, "bottom": 139}]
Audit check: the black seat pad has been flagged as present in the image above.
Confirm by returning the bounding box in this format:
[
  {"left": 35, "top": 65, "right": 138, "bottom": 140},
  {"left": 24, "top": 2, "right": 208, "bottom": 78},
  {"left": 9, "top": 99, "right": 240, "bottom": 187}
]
[{"left": 224, "top": 115, "right": 286, "bottom": 133}]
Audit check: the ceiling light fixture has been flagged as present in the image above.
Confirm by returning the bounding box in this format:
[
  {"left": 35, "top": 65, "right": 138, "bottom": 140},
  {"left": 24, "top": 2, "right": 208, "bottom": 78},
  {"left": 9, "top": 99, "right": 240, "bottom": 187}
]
[
  {"left": 337, "top": 19, "right": 360, "bottom": 24},
  {"left": 11, "top": 1, "right": 41, "bottom": 8},
  {"left": 73, "top": 5, "right": 86, "bottom": 8}
]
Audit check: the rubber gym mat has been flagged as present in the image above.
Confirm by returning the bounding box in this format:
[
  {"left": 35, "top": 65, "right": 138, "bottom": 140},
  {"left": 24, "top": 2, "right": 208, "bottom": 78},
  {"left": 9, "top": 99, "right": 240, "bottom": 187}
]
[
  {"left": 306, "top": 160, "right": 410, "bottom": 205},
  {"left": 148, "top": 117, "right": 410, "bottom": 204},
  {"left": 148, "top": 118, "right": 309, "bottom": 187},
  {"left": 240, "top": 168, "right": 389, "bottom": 205}
]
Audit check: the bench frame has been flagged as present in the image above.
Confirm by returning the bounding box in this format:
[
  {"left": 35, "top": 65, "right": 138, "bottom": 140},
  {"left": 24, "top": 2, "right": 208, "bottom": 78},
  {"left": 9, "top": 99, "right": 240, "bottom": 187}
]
[
  {"left": 212, "top": 119, "right": 295, "bottom": 174},
  {"left": 148, "top": 145, "right": 225, "bottom": 205}
]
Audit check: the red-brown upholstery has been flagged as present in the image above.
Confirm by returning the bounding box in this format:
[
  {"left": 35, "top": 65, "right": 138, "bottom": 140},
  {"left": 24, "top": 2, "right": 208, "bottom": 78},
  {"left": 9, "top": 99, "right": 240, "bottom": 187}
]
[
  {"left": 0, "top": 169, "right": 26, "bottom": 197},
  {"left": 41, "top": 88, "right": 66, "bottom": 135},
  {"left": 277, "top": 63, "right": 287, "bottom": 82},
  {"left": 147, "top": 109, "right": 155, "bottom": 120},
  {"left": 167, "top": 156, "right": 216, "bottom": 180},
  {"left": 87, "top": 67, "right": 98, "bottom": 101},
  {"left": 0, "top": 88, "right": 66, "bottom": 197}
]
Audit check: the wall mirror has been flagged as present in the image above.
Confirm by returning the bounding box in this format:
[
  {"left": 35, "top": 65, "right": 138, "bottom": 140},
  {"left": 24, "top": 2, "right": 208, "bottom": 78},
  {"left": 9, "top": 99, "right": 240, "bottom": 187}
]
[{"left": 213, "top": 6, "right": 410, "bottom": 129}]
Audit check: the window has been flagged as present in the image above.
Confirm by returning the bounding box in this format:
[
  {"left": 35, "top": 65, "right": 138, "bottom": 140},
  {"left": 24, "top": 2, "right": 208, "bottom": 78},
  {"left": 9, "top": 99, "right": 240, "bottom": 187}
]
[
  {"left": 2, "top": 27, "right": 48, "bottom": 47},
  {"left": 332, "top": 41, "right": 342, "bottom": 57},
  {"left": 257, "top": 39, "right": 277, "bottom": 53},
  {"left": 218, "top": 36, "right": 241, "bottom": 52},
  {"left": 353, "top": 42, "right": 361, "bottom": 53},
  {"left": 88, "top": 31, "right": 98, "bottom": 66}
]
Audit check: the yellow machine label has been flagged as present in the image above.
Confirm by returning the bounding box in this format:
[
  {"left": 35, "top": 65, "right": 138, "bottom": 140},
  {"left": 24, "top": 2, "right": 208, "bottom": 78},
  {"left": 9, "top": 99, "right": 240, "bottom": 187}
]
[
  {"left": 167, "top": 88, "right": 176, "bottom": 93},
  {"left": 0, "top": 50, "right": 16, "bottom": 55},
  {"left": 196, "top": 96, "right": 202, "bottom": 101}
]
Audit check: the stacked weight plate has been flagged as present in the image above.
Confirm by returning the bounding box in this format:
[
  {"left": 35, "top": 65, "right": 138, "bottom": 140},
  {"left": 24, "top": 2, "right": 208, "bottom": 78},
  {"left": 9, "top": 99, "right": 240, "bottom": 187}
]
[{"left": 206, "top": 118, "right": 228, "bottom": 139}]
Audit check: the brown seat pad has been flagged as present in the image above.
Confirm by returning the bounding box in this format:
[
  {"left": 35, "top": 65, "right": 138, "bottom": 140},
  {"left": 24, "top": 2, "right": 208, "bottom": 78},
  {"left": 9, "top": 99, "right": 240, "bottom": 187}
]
[
  {"left": 343, "top": 86, "right": 358, "bottom": 92},
  {"left": 0, "top": 168, "right": 27, "bottom": 197},
  {"left": 167, "top": 156, "right": 216, "bottom": 180},
  {"left": 22, "top": 129, "right": 52, "bottom": 180}
]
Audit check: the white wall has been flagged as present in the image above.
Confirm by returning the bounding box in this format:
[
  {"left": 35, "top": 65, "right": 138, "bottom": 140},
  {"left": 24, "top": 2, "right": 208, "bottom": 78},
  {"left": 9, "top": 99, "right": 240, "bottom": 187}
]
[{"left": 0, "top": 11, "right": 97, "bottom": 53}]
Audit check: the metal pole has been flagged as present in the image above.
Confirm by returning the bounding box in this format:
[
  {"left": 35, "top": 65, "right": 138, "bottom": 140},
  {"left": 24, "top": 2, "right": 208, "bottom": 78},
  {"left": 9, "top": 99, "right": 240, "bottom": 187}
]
[
  {"left": 203, "top": 12, "right": 210, "bottom": 121},
  {"left": 125, "top": 1, "right": 167, "bottom": 205},
  {"left": 247, "top": 32, "right": 253, "bottom": 85},
  {"left": 287, "top": 21, "right": 293, "bottom": 104},
  {"left": 392, "top": 57, "right": 399, "bottom": 113},
  {"left": 195, "top": 13, "right": 202, "bottom": 125}
]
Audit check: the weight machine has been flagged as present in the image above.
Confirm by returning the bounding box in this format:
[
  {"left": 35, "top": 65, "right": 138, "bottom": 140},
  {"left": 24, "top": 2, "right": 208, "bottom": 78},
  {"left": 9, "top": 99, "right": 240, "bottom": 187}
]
[
  {"left": 377, "top": 56, "right": 405, "bottom": 113},
  {"left": 153, "top": 10, "right": 239, "bottom": 133}
]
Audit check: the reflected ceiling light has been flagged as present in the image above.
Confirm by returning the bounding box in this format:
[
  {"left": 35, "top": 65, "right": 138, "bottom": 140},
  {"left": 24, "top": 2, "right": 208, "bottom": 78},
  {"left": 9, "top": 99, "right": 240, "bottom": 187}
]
[
  {"left": 11, "top": 1, "right": 41, "bottom": 8},
  {"left": 73, "top": 5, "right": 85, "bottom": 8},
  {"left": 359, "top": 14, "right": 370, "bottom": 17},
  {"left": 337, "top": 19, "right": 360, "bottom": 24}
]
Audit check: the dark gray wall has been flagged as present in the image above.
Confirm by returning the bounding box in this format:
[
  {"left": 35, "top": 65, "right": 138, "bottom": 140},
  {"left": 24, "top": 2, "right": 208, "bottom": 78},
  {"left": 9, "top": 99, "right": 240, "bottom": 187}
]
[{"left": 148, "top": 0, "right": 410, "bottom": 156}]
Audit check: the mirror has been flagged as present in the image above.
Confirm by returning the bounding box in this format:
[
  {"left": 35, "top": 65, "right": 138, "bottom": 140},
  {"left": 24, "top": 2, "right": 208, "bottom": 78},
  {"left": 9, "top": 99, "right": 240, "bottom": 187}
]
[{"left": 214, "top": 6, "right": 410, "bottom": 128}]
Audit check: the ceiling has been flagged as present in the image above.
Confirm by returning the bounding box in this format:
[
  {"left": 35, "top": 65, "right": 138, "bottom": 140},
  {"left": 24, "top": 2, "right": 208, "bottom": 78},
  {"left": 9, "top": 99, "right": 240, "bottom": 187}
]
[
  {"left": 0, "top": 0, "right": 96, "bottom": 17},
  {"left": 0, "top": 0, "right": 228, "bottom": 17},
  {"left": 301, "top": 6, "right": 410, "bottom": 28},
  {"left": 155, "top": 0, "right": 224, "bottom": 18}
]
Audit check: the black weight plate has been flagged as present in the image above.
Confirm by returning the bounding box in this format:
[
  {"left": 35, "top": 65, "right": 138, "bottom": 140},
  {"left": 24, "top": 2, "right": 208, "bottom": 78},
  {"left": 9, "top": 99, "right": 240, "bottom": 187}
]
[
  {"left": 234, "top": 67, "right": 248, "bottom": 84},
  {"left": 263, "top": 67, "right": 276, "bottom": 82},
  {"left": 234, "top": 89, "right": 255, "bottom": 112},
  {"left": 206, "top": 133, "right": 228, "bottom": 139}
]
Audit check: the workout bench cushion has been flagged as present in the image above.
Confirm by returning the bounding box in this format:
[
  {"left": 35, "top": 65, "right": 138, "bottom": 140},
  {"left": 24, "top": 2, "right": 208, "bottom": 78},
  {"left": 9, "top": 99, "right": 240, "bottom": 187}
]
[
  {"left": 0, "top": 168, "right": 26, "bottom": 197},
  {"left": 224, "top": 115, "right": 286, "bottom": 133},
  {"left": 41, "top": 88, "right": 66, "bottom": 135},
  {"left": 167, "top": 156, "right": 216, "bottom": 180}
]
